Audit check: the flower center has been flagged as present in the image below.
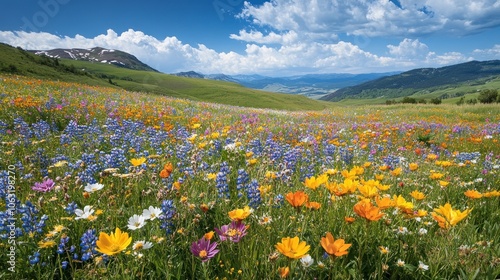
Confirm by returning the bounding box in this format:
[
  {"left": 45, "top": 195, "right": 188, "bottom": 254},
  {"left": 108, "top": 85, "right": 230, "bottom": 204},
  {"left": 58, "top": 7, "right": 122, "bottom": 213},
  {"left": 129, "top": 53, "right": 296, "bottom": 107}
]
[
  {"left": 110, "top": 244, "right": 121, "bottom": 252},
  {"left": 199, "top": 250, "right": 208, "bottom": 259}
]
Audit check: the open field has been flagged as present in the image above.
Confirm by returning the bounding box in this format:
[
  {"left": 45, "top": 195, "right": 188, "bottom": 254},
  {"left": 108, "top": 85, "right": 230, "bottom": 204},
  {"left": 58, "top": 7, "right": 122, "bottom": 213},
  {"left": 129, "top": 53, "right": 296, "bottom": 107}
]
[{"left": 1, "top": 75, "right": 500, "bottom": 279}]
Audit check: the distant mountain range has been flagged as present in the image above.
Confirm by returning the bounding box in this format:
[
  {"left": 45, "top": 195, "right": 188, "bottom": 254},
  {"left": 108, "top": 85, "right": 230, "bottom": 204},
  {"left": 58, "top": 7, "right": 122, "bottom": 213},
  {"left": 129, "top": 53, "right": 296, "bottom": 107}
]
[
  {"left": 320, "top": 60, "right": 500, "bottom": 101},
  {"left": 173, "top": 71, "right": 398, "bottom": 98},
  {"left": 29, "top": 47, "right": 158, "bottom": 72},
  {"left": 18, "top": 45, "right": 500, "bottom": 102}
]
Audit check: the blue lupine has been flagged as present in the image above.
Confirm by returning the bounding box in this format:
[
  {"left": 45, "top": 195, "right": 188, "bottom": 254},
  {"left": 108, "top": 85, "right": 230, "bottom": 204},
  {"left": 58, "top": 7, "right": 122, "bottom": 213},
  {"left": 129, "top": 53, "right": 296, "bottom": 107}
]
[
  {"left": 79, "top": 229, "right": 97, "bottom": 262},
  {"left": 32, "top": 120, "right": 51, "bottom": 139},
  {"left": 18, "top": 201, "right": 48, "bottom": 237},
  {"left": 236, "top": 169, "right": 249, "bottom": 198},
  {"left": 216, "top": 170, "right": 230, "bottom": 199},
  {"left": 29, "top": 251, "right": 41, "bottom": 265},
  {"left": 160, "top": 200, "right": 176, "bottom": 234},
  {"left": 64, "top": 202, "right": 78, "bottom": 215},
  {"left": 57, "top": 236, "right": 70, "bottom": 254},
  {"left": 246, "top": 179, "right": 261, "bottom": 209}
]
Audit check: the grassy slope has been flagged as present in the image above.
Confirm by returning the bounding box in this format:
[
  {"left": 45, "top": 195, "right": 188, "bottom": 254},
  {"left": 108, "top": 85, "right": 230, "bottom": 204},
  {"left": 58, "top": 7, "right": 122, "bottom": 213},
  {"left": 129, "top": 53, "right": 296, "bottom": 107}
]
[
  {"left": 0, "top": 43, "right": 114, "bottom": 87},
  {"left": 0, "top": 43, "right": 334, "bottom": 111},
  {"left": 338, "top": 76, "right": 500, "bottom": 106},
  {"left": 62, "top": 59, "right": 335, "bottom": 111}
]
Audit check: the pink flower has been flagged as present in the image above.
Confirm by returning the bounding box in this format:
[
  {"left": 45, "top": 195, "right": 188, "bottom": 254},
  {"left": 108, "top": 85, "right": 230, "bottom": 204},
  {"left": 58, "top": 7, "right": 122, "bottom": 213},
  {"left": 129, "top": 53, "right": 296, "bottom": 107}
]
[
  {"left": 32, "top": 179, "right": 55, "bottom": 192},
  {"left": 190, "top": 237, "right": 219, "bottom": 262},
  {"left": 214, "top": 221, "right": 248, "bottom": 243}
]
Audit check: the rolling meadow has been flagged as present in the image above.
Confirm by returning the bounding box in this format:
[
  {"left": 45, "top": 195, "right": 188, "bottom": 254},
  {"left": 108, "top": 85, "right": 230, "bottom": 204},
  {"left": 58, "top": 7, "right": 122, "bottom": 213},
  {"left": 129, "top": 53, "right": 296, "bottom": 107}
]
[{"left": 1, "top": 74, "right": 500, "bottom": 279}]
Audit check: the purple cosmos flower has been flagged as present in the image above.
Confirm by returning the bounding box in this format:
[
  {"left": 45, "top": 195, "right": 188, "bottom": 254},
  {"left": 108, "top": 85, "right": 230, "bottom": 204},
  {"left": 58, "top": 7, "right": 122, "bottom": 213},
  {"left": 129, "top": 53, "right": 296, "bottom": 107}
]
[
  {"left": 32, "top": 179, "right": 55, "bottom": 192},
  {"left": 214, "top": 221, "right": 248, "bottom": 243},
  {"left": 190, "top": 237, "right": 219, "bottom": 262}
]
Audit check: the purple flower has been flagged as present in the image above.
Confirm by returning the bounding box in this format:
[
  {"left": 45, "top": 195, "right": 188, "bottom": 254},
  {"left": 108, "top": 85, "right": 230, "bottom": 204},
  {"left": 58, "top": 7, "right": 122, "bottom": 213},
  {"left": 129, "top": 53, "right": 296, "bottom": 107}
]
[
  {"left": 214, "top": 221, "right": 248, "bottom": 243},
  {"left": 190, "top": 237, "right": 219, "bottom": 262},
  {"left": 32, "top": 179, "right": 55, "bottom": 192}
]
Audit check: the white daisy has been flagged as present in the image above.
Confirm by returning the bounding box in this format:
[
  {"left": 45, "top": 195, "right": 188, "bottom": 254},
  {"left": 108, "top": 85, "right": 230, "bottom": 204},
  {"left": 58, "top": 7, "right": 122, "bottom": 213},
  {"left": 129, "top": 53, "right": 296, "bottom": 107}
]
[
  {"left": 418, "top": 261, "right": 429, "bottom": 271},
  {"left": 74, "top": 205, "right": 94, "bottom": 220},
  {"left": 127, "top": 214, "right": 146, "bottom": 230},
  {"left": 142, "top": 206, "right": 162, "bottom": 221},
  {"left": 132, "top": 240, "right": 153, "bottom": 251},
  {"left": 300, "top": 254, "right": 314, "bottom": 267},
  {"left": 84, "top": 183, "right": 104, "bottom": 193},
  {"left": 396, "top": 259, "right": 405, "bottom": 267}
]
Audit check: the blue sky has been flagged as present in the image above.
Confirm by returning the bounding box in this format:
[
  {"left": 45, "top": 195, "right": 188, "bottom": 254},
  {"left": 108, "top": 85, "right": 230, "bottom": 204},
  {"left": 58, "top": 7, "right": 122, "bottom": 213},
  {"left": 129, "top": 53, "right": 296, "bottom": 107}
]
[{"left": 1, "top": 0, "right": 499, "bottom": 76}]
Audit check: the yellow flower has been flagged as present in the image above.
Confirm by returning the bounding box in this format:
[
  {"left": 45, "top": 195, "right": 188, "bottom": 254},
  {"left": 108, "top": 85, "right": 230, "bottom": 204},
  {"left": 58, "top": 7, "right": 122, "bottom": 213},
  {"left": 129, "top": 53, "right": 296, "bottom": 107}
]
[
  {"left": 393, "top": 195, "right": 414, "bottom": 212},
  {"left": 379, "top": 246, "right": 390, "bottom": 254},
  {"left": 38, "top": 240, "right": 56, "bottom": 249},
  {"left": 303, "top": 175, "right": 322, "bottom": 190},
  {"left": 96, "top": 228, "right": 132, "bottom": 256},
  {"left": 431, "top": 203, "right": 472, "bottom": 229},
  {"left": 390, "top": 167, "right": 402, "bottom": 177},
  {"left": 129, "top": 157, "right": 146, "bottom": 167},
  {"left": 275, "top": 236, "right": 310, "bottom": 259},
  {"left": 320, "top": 232, "right": 351, "bottom": 257},
  {"left": 206, "top": 173, "right": 217, "bottom": 180},
  {"left": 429, "top": 172, "right": 444, "bottom": 180},
  {"left": 358, "top": 182, "right": 379, "bottom": 198},
  {"left": 191, "top": 123, "right": 201, "bottom": 129},
  {"left": 410, "top": 190, "right": 426, "bottom": 200},
  {"left": 247, "top": 158, "right": 258, "bottom": 165},
  {"left": 228, "top": 206, "right": 253, "bottom": 221},
  {"left": 341, "top": 169, "right": 358, "bottom": 179},
  {"left": 439, "top": 180, "right": 450, "bottom": 188},
  {"left": 464, "top": 190, "right": 483, "bottom": 199},
  {"left": 409, "top": 163, "right": 419, "bottom": 171},
  {"left": 265, "top": 171, "right": 277, "bottom": 179}
]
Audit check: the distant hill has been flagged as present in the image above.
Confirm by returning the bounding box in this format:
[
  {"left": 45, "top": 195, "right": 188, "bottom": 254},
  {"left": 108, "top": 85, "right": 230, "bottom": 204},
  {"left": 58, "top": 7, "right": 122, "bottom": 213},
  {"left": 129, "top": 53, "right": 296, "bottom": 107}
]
[
  {"left": 321, "top": 60, "right": 500, "bottom": 101},
  {"left": 29, "top": 47, "right": 158, "bottom": 72},
  {"left": 173, "top": 71, "right": 396, "bottom": 97},
  {"left": 0, "top": 43, "right": 333, "bottom": 111}
]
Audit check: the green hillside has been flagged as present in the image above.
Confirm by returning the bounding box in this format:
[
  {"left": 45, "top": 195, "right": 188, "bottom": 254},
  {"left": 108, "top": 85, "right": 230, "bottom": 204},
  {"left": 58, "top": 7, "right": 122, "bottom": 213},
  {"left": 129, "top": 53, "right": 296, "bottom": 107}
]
[
  {"left": 322, "top": 60, "right": 500, "bottom": 102},
  {"left": 0, "top": 43, "right": 333, "bottom": 111}
]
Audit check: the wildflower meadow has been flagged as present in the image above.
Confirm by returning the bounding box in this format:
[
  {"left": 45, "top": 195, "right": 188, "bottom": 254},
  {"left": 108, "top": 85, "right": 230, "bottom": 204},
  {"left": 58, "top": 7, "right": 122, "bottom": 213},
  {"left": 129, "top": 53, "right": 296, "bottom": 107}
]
[{"left": 1, "top": 74, "right": 500, "bottom": 279}]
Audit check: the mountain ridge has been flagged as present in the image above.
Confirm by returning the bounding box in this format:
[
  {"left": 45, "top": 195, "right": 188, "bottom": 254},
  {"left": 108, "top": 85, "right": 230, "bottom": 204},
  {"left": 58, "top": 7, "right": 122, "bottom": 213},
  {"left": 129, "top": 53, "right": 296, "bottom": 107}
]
[
  {"left": 29, "top": 47, "right": 159, "bottom": 72},
  {"left": 173, "top": 71, "right": 398, "bottom": 97},
  {"left": 320, "top": 60, "right": 500, "bottom": 101}
]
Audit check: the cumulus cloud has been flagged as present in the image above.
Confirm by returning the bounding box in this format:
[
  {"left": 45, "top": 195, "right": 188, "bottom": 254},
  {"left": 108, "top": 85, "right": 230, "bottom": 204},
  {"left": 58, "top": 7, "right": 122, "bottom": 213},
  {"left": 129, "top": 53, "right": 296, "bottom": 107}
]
[
  {"left": 0, "top": 29, "right": 494, "bottom": 75},
  {"left": 238, "top": 0, "right": 500, "bottom": 38},
  {"left": 387, "top": 39, "right": 429, "bottom": 58},
  {"left": 473, "top": 44, "right": 500, "bottom": 60}
]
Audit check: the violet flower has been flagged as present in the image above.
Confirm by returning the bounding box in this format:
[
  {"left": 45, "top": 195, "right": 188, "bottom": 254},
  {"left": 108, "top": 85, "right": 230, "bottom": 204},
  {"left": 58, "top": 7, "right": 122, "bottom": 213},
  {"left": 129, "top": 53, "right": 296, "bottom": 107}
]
[
  {"left": 190, "top": 237, "right": 219, "bottom": 262},
  {"left": 32, "top": 179, "right": 55, "bottom": 192},
  {"left": 214, "top": 221, "right": 248, "bottom": 243}
]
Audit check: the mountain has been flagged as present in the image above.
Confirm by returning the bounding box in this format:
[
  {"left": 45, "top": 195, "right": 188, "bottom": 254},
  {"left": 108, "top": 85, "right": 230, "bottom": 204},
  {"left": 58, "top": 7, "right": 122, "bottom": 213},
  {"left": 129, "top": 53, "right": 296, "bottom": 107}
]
[
  {"left": 173, "top": 71, "right": 396, "bottom": 97},
  {"left": 321, "top": 60, "right": 500, "bottom": 101},
  {"left": 29, "top": 47, "right": 158, "bottom": 72}
]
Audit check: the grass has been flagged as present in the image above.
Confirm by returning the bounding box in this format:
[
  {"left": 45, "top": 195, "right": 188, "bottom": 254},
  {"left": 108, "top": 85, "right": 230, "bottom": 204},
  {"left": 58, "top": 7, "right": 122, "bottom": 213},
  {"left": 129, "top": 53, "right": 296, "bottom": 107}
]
[{"left": 1, "top": 75, "right": 500, "bottom": 279}]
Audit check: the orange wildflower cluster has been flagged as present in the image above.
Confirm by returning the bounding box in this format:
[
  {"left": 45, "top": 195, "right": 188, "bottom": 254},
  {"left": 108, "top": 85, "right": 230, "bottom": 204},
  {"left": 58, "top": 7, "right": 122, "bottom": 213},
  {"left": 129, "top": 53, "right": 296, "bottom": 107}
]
[{"left": 159, "top": 162, "right": 174, "bottom": 178}]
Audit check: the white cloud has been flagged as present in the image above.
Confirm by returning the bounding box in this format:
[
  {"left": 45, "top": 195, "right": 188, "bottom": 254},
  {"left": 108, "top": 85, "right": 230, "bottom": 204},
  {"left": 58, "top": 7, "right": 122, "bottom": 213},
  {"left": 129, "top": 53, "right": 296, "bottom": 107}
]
[
  {"left": 387, "top": 39, "right": 429, "bottom": 58},
  {"left": 229, "top": 30, "right": 298, "bottom": 45},
  {"left": 238, "top": 0, "right": 500, "bottom": 38},
  {"left": 473, "top": 44, "right": 500, "bottom": 59},
  {"left": 0, "top": 29, "right": 495, "bottom": 75}
]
